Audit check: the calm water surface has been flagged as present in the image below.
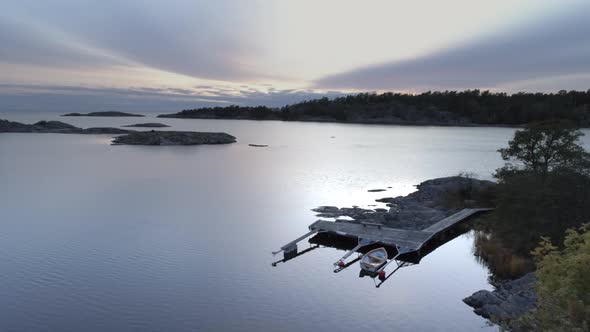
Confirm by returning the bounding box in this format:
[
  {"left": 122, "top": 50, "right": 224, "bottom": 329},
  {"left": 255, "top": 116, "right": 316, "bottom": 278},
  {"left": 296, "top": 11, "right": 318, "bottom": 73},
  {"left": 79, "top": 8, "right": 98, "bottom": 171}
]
[{"left": 2, "top": 112, "right": 587, "bottom": 331}]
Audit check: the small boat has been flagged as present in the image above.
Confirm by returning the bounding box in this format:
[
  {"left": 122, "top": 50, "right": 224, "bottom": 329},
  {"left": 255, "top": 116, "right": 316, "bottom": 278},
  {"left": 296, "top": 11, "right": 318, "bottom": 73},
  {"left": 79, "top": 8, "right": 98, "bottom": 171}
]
[{"left": 360, "top": 247, "right": 388, "bottom": 273}]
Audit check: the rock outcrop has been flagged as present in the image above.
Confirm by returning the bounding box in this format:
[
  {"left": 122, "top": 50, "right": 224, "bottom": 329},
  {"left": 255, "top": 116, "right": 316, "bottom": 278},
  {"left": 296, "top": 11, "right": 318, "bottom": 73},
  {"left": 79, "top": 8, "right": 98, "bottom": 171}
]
[
  {"left": 62, "top": 111, "right": 144, "bottom": 117},
  {"left": 111, "top": 131, "right": 236, "bottom": 145},
  {"left": 463, "top": 273, "right": 537, "bottom": 324},
  {"left": 313, "top": 176, "right": 496, "bottom": 230}
]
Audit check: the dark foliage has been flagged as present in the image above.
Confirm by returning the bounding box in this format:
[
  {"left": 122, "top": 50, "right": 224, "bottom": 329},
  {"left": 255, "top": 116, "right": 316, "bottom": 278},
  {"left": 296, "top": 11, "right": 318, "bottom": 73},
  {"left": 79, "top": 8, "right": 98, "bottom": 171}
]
[{"left": 491, "top": 122, "right": 590, "bottom": 255}]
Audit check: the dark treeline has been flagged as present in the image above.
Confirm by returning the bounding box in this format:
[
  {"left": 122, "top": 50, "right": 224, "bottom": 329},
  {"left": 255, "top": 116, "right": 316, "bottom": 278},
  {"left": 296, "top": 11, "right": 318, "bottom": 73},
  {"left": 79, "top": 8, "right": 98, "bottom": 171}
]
[{"left": 159, "top": 90, "right": 590, "bottom": 126}]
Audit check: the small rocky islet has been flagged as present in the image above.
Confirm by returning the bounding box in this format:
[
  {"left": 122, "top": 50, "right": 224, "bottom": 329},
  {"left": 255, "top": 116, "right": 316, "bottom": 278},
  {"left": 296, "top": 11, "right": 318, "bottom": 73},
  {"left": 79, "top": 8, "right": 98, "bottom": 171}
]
[
  {"left": 112, "top": 131, "right": 236, "bottom": 145},
  {"left": 62, "top": 111, "right": 145, "bottom": 117}
]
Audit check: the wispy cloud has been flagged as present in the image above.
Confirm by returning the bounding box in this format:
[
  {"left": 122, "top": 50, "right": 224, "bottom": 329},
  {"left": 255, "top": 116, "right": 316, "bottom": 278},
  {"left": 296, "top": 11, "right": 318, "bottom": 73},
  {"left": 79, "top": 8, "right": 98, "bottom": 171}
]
[
  {"left": 0, "top": 0, "right": 270, "bottom": 81},
  {"left": 0, "top": 84, "right": 347, "bottom": 112},
  {"left": 315, "top": 4, "right": 590, "bottom": 91}
]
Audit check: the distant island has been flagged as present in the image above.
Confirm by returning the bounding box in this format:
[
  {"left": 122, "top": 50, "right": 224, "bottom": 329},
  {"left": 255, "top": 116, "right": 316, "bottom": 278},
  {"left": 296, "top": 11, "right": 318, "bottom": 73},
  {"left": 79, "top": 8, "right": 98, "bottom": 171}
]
[
  {"left": 158, "top": 90, "right": 590, "bottom": 127},
  {"left": 0, "top": 119, "right": 133, "bottom": 134},
  {"left": 1, "top": 119, "right": 236, "bottom": 146},
  {"left": 62, "top": 111, "right": 145, "bottom": 117},
  {"left": 122, "top": 123, "right": 170, "bottom": 128}
]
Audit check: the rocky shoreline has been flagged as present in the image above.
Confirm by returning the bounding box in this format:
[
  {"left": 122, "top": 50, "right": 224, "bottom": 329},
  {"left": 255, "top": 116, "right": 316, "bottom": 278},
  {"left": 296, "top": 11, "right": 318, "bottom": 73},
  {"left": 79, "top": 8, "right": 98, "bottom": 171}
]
[
  {"left": 313, "top": 176, "right": 496, "bottom": 230},
  {"left": 463, "top": 273, "right": 537, "bottom": 329},
  {"left": 313, "top": 176, "right": 538, "bottom": 329},
  {"left": 157, "top": 111, "right": 521, "bottom": 128}
]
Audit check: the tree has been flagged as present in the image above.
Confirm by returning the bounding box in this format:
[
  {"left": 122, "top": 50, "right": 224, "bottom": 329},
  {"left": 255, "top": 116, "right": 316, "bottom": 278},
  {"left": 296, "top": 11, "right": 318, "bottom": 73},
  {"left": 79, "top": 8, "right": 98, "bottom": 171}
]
[
  {"left": 516, "top": 225, "right": 590, "bottom": 331},
  {"left": 490, "top": 121, "right": 590, "bottom": 255},
  {"left": 497, "top": 120, "right": 590, "bottom": 178}
]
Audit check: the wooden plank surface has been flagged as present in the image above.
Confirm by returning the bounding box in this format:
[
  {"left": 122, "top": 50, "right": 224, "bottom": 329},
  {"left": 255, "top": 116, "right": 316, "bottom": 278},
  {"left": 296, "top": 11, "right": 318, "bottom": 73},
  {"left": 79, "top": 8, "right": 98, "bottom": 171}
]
[
  {"left": 310, "top": 220, "right": 432, "bottom": 249},
  {"left": 422, "top": 208, "right": 493, "bottom": 233}
]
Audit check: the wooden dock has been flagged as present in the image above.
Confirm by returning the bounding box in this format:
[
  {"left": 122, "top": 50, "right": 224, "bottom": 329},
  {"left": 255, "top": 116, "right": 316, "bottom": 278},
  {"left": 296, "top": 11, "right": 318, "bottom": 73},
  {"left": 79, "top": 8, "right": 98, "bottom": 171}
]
[{"left": 273, "top": 208, "right": 493, "bottom": 256}]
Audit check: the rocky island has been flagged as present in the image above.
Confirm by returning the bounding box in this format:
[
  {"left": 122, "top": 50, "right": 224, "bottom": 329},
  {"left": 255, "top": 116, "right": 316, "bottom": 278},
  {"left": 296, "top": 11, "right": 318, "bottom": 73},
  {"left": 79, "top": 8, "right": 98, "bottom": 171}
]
[
  {"left": 62, "top": 111, "right": 145, "bottom": 117},
  {"left": 111, "top": 131, "right": 236, "bottom": 145},
  {"left": 0, "top": 119, "right": 133, "bottom": 134},
  {"left": 122, "top": 123, "right": 170, "bottom": 128}
]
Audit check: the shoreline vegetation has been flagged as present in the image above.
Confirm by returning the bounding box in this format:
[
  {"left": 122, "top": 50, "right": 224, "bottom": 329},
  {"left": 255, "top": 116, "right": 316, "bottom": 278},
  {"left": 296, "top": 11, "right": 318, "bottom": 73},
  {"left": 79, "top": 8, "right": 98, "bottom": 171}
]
[
  {"left": 158, "top": 90, "right": 590, "bottom": 127},
  {"left": 464, "top": 121, "right": 590, "bottom": 331}
]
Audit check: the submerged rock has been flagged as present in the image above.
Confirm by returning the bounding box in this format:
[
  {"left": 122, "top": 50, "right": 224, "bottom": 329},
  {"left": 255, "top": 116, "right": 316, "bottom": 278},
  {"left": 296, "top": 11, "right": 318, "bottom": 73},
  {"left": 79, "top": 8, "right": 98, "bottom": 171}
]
[
  {"left": 111, "top": 131, "right": 237, "bottom": 145},
  {"left": 122, "top": 123, "right": 170, "bottom": 128},
  {"left": 463, "top": 273, "right": 537, "bottom": 324},
  {"left": 62, "top": 111, "right": 144, "bottom": 117}
]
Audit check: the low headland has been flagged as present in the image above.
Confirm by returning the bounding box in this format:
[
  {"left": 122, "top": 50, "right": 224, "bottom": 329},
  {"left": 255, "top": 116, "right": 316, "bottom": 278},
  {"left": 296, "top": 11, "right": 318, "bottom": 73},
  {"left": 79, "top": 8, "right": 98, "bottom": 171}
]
[
  {"left": 157, "top": 90, "right": 590, "bottom": 127},
  {"left": 62, "top": 111, "right": 145, "bottom": 117}
]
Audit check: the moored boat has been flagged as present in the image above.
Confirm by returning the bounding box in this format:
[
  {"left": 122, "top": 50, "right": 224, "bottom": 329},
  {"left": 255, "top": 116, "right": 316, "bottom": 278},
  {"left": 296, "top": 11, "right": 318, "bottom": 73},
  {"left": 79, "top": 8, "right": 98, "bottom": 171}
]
[{"left": 360, "top": 247, "right": 388, "bottom": 273}]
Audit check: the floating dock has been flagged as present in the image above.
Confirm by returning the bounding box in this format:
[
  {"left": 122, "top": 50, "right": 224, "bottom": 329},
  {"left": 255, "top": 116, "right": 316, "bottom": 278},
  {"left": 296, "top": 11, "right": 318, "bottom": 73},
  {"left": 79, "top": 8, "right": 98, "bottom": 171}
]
[{"left": 273, "top": 208, "right": 493, "bottom": 256}]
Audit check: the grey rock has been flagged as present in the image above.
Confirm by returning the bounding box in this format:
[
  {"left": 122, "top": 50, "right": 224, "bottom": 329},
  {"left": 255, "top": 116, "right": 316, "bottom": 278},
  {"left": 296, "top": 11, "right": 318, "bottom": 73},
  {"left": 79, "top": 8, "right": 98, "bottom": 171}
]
[
  {"left": 463, "top": 273, "right": 537, "bottom": 323},
  {"left": 312, "top": 176, "right": 496, "bottom": 231}
]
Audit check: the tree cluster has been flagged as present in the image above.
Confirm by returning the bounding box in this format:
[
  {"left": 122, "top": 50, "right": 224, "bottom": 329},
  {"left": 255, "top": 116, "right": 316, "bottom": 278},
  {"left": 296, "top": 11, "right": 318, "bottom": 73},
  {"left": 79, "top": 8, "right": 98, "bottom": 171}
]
[{"left": 492, "top": 121, "right": 590, "bottom": 254}]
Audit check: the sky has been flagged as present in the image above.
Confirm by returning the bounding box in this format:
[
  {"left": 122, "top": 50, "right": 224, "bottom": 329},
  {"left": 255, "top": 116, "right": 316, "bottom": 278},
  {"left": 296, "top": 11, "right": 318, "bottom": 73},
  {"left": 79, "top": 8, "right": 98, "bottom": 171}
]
[{"left": 1, "top": 0, "right": 589, "bottom": 111}]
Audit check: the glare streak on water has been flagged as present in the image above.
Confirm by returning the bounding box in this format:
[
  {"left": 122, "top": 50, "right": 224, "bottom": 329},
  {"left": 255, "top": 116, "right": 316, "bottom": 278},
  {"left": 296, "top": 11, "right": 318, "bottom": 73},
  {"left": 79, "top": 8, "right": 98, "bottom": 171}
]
[{"left": 2, "top": 111, "right": 588, "bottom": 331}]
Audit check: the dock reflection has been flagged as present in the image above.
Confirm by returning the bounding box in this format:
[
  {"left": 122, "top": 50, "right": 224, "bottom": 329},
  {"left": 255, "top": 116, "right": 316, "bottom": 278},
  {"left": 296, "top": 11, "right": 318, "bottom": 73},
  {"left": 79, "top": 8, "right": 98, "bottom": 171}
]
[{"left": 272, "top": 222, "right": 472, "bottom": 288}]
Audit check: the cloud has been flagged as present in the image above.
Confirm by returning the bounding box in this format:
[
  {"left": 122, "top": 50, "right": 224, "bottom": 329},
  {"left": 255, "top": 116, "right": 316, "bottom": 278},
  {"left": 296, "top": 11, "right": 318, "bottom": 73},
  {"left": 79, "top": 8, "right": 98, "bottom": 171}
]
[
  {"left": 315, "top": 4, "right": 590, "bottom": 91},
  {"left": 0, "top": 0, "right": 270, "bottom": 81},
  {"left": 0, "top": 84, "right": 347, "bottom": 112}
]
